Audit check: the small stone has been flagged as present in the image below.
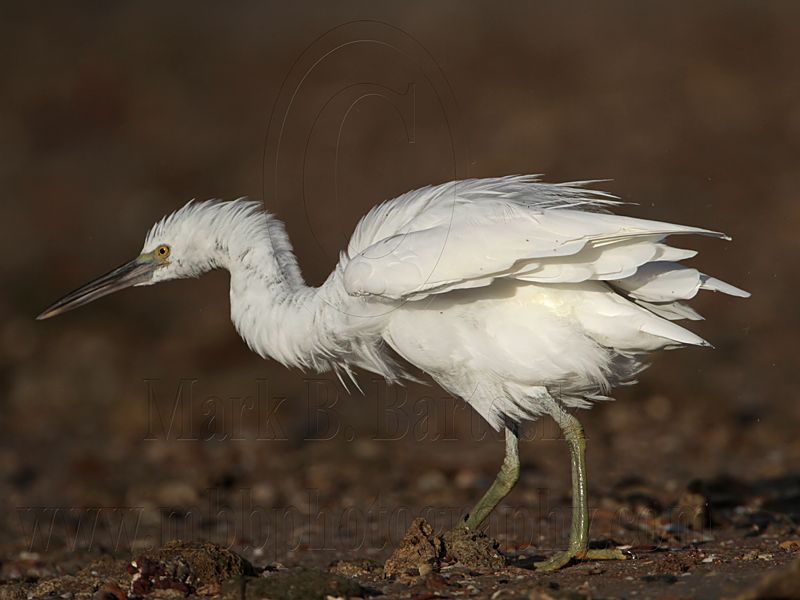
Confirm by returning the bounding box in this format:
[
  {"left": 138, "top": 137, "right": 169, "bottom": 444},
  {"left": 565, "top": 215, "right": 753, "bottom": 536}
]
[
  {"left": 352, "top": 439, "right": 381, "bottom": 459},
  {"left": 454, "top": 468, "right": 484, "bottom": 490},
  {"left": 780, "top": 540, "right": 800, "bottom": 552},
  {"left": 417, "top": 470, "right": 447, "bottom": 492},
  {"left": 328, "top": 558, "right": 382, "bottom": 578},
  {"left": 156, "top": 481, "right": 199, "bottom": 507},
  {"left": 195, "top": 582, "right": 221, "bottom": 595},
  {"left": 251, "top": 482, "right": 277, "bottom": 504},
  {"left": 644, "top": 394, "right": 672, "bottom": 421}
]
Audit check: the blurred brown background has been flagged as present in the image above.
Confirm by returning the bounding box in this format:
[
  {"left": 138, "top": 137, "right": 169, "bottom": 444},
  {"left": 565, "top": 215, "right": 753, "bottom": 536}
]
[{"left": 0, "top": 0, "right": 798, "bottom": 576}]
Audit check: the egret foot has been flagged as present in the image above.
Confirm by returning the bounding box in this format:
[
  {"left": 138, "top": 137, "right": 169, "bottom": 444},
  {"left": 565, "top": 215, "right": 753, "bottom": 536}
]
[
  {"left": 534, "top": 547, "right": 628, "bottom": 571},
  {"left": 532, "top": 403, "right": 632, "bottom": 571},
  {"left": 462, "top": 406, "right": 631, "bottom": 573}
]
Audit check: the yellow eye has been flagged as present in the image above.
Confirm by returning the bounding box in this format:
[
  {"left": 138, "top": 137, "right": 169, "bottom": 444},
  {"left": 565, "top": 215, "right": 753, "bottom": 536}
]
[{"left": 155, "top": 244, "right": 171, "bottom": 259}]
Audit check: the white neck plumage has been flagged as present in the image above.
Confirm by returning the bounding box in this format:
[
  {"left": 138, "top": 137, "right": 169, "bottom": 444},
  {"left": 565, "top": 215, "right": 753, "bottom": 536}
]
[
  {"left": 219, "top": 211, "right": 330, "bottom": 370},
  {"left": 153, "top": 199, "right": 404, "bottom": 384}
]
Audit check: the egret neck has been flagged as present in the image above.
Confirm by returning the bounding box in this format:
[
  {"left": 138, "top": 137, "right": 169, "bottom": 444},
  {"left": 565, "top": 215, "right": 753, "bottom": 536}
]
[{"left": 218, "top": 211, "right": 332, "bottom": 370}]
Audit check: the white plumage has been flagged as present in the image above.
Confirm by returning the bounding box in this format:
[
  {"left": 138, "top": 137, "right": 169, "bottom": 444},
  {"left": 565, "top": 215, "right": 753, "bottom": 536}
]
[
  {"left": 38, "top": 175, "right": 749, "bottom": 569},
  {"left": 135, "top": 175, "right": 748, "bottom": 429}
]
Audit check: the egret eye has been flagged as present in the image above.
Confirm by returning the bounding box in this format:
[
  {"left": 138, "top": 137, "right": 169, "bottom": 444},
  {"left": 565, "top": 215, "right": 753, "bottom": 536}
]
[{"left": 155, "top": 244, "right": 171, "bottom": 259}]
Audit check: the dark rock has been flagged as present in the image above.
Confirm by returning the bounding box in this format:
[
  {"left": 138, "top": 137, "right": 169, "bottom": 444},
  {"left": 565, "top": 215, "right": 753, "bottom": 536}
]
[
  {"left": 641, "top": 573, "right": 678, "bottom": 584},
  {"left": 91, "top": 582, "right": 127, "bottom": 600},
  {"left": 129, "top": 540, "right": 255, "bottom": 596}
]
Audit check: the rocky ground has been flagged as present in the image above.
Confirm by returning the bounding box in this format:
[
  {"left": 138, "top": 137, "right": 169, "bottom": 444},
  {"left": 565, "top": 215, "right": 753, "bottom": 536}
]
[{"left": 2, "top": 381, "right": 800, "bottom": 599}]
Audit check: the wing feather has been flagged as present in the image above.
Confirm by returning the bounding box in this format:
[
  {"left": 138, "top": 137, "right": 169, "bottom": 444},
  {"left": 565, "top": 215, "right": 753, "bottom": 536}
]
[{"left": 343, "top": 177, "right": 729, "bottom": 300}]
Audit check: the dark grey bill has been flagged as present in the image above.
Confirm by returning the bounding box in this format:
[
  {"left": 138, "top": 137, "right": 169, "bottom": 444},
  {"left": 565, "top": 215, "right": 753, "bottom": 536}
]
[{"left": 37, "top": 256, "right": 157, "bottom": 320}]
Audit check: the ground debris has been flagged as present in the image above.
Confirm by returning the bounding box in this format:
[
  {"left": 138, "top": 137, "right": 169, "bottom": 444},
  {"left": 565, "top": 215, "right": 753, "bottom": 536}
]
[
  {"left": 526, "top": 583, "right": 591, "bottom": 600},
  {"left": 736, "top": 557, "right": 800, "bottom": 599},
  {"left": 329, "top": 558, "right": 383, "bottom": 579},
  {"left": 31, "top": 574, "right": 102, "bottom": 599},
  {"left": 28, "top": 558, "right": 131, "bottom": 600},
  {"left": 0, "top": 584, "right": 29, "bottom": 600},
  {"left": 222, "top": 569, "right": 366, "bottom": 600}
]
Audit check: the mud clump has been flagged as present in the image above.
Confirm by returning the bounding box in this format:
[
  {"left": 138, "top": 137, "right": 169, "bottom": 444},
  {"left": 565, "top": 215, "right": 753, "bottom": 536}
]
[
  {"left": 223, "top": 569, "right": 365, "bottom": 600},
  {"left": 384, "top": 518, "right": 505, "bottom": 581},
  {"left": 0, "top": 584, "right": 28, "bottom": 600},
  {"left": 442, "top": 525, "right": 506, "bottom": 571},
  {"left": 128, "top": 540, "right": 255, "bottom": 596},
  {"left": 29, "top": 558, "right": 131, "bottom": 600},
  {"left": 384, "top": 518, "right": 445, "bottom": 580},
  {"left": 30, "top": 575, "right": 94, "bottom": 599},
  {"left": 329, "top": 558, "right": 383, "bottom": 578}
]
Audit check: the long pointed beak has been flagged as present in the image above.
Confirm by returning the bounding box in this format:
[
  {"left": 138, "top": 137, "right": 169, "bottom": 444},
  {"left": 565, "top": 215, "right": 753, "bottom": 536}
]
[{"left": 37, "top": 255, "right": 159, "bottom": 320}]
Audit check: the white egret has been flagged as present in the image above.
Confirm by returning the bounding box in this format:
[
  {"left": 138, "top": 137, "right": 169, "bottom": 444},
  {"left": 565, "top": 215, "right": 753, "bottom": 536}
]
[{"left": 38, "top": 175, "right": 749, "bottom": 570}]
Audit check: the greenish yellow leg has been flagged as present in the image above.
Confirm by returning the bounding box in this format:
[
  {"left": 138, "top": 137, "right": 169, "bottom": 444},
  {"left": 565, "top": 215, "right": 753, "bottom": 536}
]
[
  {"left": 464, "top": 426, "right": 519, "bottom": 530},
  {"left": 534, "top": 408, "right": 627, "bottom": 571}
]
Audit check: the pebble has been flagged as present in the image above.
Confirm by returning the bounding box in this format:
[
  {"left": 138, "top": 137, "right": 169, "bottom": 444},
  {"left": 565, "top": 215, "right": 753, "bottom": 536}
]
[
  {"left": 780, "top": 540, "right": 800, "bottom": 552},
  {"left": 156, "top": 480, "right": 199, "bottom": 507},
  {"left": 454, "top": 468, "right": 485, "bottom": 490},
  {"left": 417, "top": 470, "right": 447, "bottom": 492},
  {"left": 701, "top": 554, "right": 717, "bottom": 563}
]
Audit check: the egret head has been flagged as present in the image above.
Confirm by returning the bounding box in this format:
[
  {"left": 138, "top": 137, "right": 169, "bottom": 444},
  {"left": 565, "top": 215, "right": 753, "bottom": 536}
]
[{"left": 37, "top": 200, "right": 244, "bottom": 320}]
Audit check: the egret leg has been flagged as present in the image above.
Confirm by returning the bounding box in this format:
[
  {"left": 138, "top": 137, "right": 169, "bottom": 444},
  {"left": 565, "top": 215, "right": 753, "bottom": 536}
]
[
  {"left": 464, "top": 426, "right": 519, "bottom": 530},
  {"left": 534, "top": 407, "right": 627, "bottom": 571}
]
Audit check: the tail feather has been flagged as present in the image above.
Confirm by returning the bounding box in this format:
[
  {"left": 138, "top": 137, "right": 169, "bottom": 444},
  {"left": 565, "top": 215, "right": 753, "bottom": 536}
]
[
  {"left": 611, "top": 261, "right": 749, "bottom": 303},
  {"left": 635, "top": 300, "right": 704, "bottom": 321},
  {"left": 700, "top": 275, "right": 750, "bottom": 297}
]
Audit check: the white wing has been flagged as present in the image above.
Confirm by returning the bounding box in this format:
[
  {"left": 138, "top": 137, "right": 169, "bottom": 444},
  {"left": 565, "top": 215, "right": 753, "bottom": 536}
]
[{"left": 342, "top": 176, "right": 747, "bottom": 309}]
